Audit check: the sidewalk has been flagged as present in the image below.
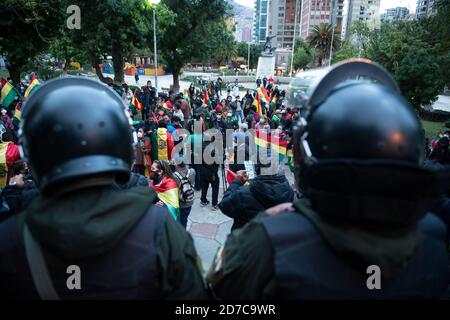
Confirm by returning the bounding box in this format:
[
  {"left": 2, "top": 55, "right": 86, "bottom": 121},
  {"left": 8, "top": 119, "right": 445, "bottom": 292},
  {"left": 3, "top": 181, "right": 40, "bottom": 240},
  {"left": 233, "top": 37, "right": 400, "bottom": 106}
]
[
  {"left": 186, "top": 168, "right": 232, "bottom": 273},
  {"left": 186, "top": 165, "right": 296, "bottom": 273}
]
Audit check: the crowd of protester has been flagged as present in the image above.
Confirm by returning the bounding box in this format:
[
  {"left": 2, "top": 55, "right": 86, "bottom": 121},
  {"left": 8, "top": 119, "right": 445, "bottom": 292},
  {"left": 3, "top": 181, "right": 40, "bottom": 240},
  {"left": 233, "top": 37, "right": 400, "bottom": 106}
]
[
  {"left": 1, "top": 75, "right": 450, "bottom": 229},
  {"left": 1, "top": 64, "right": 450, "bottom": 299}
]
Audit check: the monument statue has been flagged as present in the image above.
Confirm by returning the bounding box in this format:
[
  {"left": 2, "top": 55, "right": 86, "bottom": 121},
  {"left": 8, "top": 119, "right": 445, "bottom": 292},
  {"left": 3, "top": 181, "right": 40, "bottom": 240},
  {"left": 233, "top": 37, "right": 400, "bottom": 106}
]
[
  {"left": 262, "top": 35, "right": 277, "bottom": 56},
  {"left": 256, "top": 35, "right": 276, "bottom": 80}
]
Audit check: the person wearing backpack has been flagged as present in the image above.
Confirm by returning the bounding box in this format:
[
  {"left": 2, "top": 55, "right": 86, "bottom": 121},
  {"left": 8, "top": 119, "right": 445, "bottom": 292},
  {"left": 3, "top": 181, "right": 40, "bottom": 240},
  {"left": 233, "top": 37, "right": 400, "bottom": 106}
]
[{"left": 173, "top": 155, "right": 196, "bottom": 228}]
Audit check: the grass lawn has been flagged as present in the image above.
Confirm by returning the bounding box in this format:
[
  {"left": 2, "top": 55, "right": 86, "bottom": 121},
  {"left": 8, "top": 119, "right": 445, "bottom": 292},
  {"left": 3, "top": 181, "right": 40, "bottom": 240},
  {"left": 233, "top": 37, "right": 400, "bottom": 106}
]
[{"left": 421, "top": 119, "right": 448, "bottom": 141}]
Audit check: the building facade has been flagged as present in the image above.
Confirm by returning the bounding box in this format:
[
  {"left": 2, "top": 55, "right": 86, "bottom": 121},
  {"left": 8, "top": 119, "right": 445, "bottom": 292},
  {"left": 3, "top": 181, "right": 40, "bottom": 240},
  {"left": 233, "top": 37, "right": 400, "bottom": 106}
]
[
  {"left": 253, "top": 0, "right": 270, "bottom": 44},
  {"left": 299, "top": 0, "right": 345, "bottom": 39},
  {"left": 416, "top": 0, "right": 436, "bottom": 18},
  {"left": 381, "top": 7, "right": 410, "bottom": 22},
  {"left": 342, "top": 0, "right": 381, "bottom": 38}
]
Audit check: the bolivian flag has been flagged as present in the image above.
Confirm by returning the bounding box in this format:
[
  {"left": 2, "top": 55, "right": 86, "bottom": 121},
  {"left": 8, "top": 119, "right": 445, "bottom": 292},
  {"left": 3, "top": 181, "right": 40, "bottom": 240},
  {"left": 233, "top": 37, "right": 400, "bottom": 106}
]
[
  {"left": 130, "top": 89, "right": 143, "bottom": 111},
  {"left": 151, "top": 176, "right": 180, "bottom": 221},
  {"left": 14, "top": 102, "right": 22, "bottom": 121},
  {"left": 203, "top": 87, "right": 209, "bottom": 105},
  {"left": 258, "top": 85, "right": 271, "bottom": 105},
  {"left": 1, "top": 78, "right": 18, "bottom": 108},
  {"left": 24, "top": 75, "right": 40, "bottom": 99},
  {"left": 252, "top": 91, "right": 263, "bottom": 116},
  {"left": 255, "top": 129, "right": 287, "bottom": 160}
]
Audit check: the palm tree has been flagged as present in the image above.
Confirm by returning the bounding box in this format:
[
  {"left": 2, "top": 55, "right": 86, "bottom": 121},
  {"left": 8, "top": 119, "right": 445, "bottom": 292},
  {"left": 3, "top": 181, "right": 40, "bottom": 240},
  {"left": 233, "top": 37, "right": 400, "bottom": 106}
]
[{"left": 307, "top": 23, "right": 341, "bottom": 66}]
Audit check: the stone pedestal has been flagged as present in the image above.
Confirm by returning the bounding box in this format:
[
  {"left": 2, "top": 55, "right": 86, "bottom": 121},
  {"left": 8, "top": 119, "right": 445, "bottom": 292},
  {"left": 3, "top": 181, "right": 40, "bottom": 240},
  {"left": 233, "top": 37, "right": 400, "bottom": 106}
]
[{"left": 256, "top": 55, "right": 276, "bottom": 80}]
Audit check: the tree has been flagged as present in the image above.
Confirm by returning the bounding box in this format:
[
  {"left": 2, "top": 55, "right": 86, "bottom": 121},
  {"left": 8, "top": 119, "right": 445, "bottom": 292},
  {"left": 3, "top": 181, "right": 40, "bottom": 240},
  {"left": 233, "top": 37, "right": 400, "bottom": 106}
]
[
  {"left": 206, "top": 20, "right": 237, "bottom": 66},
  {"left": 307, "top": 23, "right": 341, "bottom": 66},
  {"left": 156, "top": 0, "right": 228, "bottom": 92},
  {"left": 49, "top": 30, "right": 88, "bottom": 71},
  {"left": 366, "top": 21, "right": 446, "bottom": 109},
  {"left": 0, "top": 0, "right": 64, "bottom": 84},
  {"left": 333, "top": 20, "right": 371, "bottom": 63},
  {"left": 236, "top": 43, "right": 263, "bottom": 69},
  {"left": 67, "top": 0, "right": 148, "bottom": 83},
  {"left": 292, "top": 38, "right": 314, "bottom": 71}
]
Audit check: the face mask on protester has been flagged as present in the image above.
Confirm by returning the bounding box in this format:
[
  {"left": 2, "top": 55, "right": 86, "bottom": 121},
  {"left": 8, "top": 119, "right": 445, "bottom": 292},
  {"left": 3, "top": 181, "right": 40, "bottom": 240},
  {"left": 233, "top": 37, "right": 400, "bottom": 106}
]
[
  {"left": 150, "top": 171, "right": 160, "bottom": 181},
  {"left": 260, "top": 119, "right": 265, "bottom": 124},
  {"left": 1, "top": 109, "right": 6, "bottom": 116},
  {"left": 137, "top": 132, "right": 143, "bottom": 139}
]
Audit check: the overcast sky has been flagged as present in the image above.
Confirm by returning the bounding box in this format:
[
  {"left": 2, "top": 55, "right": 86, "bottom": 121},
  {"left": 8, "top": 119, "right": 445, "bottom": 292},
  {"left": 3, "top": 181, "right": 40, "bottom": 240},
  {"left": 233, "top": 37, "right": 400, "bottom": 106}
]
[{"left": 234, "top": 0, "right": 418, "bottom": 14}]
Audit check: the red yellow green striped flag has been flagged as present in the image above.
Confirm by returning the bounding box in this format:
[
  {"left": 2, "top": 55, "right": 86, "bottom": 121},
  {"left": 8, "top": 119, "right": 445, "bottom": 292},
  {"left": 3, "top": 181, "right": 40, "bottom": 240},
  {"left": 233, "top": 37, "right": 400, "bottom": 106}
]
[
  {"left": 255, "top": 129, "right": 287, "bottom": 160},
  {"left": 130, "top": 89, "right": 143, "bottom": 111},
  {"left": 150, "top": 176, "right": 180, "bottom": 221},
  {"left": 24, "top": 75, "right": 40, "bottom": 99},
  {"left": 203, "top": 87, "right": 209, "bottom": 105},
  {"left": 258, "top": 85, "right": 271, "bottom": 105},
  {"left": 252, "top": 90, "right": 263, "bottom": 115},
  {"left": 1, "top": 78, "right": 18, "bottom": 108},
  {"left": 14, "top": 102, "right": 22, "bottom": 121}
]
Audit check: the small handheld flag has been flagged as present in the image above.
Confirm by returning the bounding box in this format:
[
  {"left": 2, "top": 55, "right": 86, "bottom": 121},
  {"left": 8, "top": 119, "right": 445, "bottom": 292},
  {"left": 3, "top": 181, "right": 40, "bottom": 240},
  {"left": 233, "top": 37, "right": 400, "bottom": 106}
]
[
  {"left": 1, "top": 79, "right": 18, "bottom": 108},
  {"left": 24, "top": 75, "right": 40, "bottom": 99},
  {"left": 130, "top": 89, "right": 143, "bottom": 111}
]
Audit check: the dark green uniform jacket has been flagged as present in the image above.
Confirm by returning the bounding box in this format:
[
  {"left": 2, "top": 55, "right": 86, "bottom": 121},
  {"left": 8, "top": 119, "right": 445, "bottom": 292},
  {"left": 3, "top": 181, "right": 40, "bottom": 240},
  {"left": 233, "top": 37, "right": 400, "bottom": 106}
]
[
  {"left": 0, "top": 185, "right": 207, "bottom": 299},
  {"left": 207, "top": 200, "right": 450, "bottom": 299}
]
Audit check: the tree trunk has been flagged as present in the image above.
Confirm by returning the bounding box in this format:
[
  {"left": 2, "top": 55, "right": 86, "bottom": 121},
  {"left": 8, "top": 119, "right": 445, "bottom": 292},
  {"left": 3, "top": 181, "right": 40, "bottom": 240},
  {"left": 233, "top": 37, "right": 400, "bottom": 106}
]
[
  {"left": 172, "top": 68, "right": 180, "bottom": 93},
  {"left": 6, "top": 63, "right": 22, "bottom": 85},
  {"left": 112, "top": 48, "right": 125, "bottom": 84},
  {"left": 87, "top": 51, "right": 112, "bottom": 84}
]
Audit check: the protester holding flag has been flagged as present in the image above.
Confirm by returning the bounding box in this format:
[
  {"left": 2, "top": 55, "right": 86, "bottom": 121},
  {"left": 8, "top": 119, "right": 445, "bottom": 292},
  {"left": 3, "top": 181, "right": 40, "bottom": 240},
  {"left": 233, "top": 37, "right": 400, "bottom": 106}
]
[
  {"left": 1, "top": 78, "right": 19, "bottom": 110},
  {"left": 0, "top": 131, "right": 20, "bottom": 188},
  {"left": 151, "top": 120, "right": 174, "bottom": 161},
  {"left": 218, "top": 149, "right": 294, "bottom": 230},
  {"left": 149, "top": 160, "right": 180, "bottom": 221},
  {"left": 130, "top": 89, "right": 144, "bottom": 117},
  {"left": 24, "top": 75, "right": 40, "bottom": 99}
]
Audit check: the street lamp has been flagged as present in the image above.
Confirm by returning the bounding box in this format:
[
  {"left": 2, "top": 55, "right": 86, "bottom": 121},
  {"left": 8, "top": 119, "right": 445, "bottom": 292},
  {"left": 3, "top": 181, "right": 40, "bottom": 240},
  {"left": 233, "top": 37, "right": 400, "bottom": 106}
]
[
  {"left": 148, "top": 0, "right": 160, "bottom": 95},
  {"left": 329, "top": 1, "right": 337, "bottom": 66},
  {"left": 247, "top": 42, "right": 251, "bottom": 76}
]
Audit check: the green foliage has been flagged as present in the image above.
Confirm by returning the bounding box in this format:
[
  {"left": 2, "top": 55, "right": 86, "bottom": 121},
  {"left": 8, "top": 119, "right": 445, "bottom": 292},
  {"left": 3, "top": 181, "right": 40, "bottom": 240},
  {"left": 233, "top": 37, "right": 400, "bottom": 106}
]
[
  {"left": 307, "top": 23, "right": 341, "bottom": 66},
  {"left": 333, "top": 11, "right": 449, "bottom": 110},
  {"left": 0, "top": 0, "right": 64, "bottom": 83},
  {"left": 66, "top": 0, "right": 149, "bottom": 83},
  {"left": 292, "top": 38, "right": 314, "bottom": 70},
  {"left": 156, "top": 0, "right": 229, "bottom": 90},
  {"left": 236, "top": 43, "right": 263, "bottom": 69}
]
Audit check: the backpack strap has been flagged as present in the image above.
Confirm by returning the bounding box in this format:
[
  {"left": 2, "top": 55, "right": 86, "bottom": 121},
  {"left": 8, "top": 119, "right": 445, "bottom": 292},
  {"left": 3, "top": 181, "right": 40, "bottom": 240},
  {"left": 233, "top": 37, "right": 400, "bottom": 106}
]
[
  {"left": 23, "top": 224, "right": 60, "bottom": 300},
  {"left": 173, "top": 171, "right": 183, "bottom": 181}
]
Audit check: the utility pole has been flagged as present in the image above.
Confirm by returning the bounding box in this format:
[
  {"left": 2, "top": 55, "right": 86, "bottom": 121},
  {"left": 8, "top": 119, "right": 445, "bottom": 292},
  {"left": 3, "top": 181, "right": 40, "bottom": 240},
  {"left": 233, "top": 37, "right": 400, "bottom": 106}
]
[
  {"left": 290, "top": 0, "right": 300, "bottom": 77},
  {"left": 329, "top": 1, "right": 337, "bottom": 66},
  {"left": 247, "top": 42, "right": 251, "bottom": 76}
]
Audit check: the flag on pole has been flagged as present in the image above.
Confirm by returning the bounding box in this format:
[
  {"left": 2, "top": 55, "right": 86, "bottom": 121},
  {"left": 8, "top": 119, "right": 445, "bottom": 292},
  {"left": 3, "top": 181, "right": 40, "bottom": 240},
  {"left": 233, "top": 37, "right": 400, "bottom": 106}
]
[
  {"left": 14, "top": 102, "right": 22, "bottom": 121},
  {"left": 258, "top": 85, "right": 271, "bottom": 105},
  {"left": 226, "top": 169, "right": 237, "bottom": 185},
  {"left": 130, "top": 89, "right": 143, "bottom": 111},
  {"left": 252, "top": 90, "right": 263, "bottom": 115},
  {"left": 150, "top": 176, "right": 180, "bottom": 221},
  {"left": 1, "top": 79, "right": 18, "bottom": 108},
  {"left": 203, "top": 87, "right": 209, "bottom": 105},
  {"left": 24, "top": 75, "right": 40, "bottom": 99}
]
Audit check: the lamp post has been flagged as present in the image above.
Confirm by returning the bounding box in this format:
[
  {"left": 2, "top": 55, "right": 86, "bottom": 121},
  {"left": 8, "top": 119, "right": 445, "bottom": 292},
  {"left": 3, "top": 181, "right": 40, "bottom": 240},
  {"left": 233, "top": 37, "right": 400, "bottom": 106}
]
[
  {"left": 290, "top": 0, "right": 300, "bottom": 77},
  {"left": 148, "top": 0, "right": 160, "bottom": 95},
  {"left": 247, "top": 42, "right": 251, "bottom": 76},
  {"left": 329, "top": 1, "right": 337, "bottom": 66}
]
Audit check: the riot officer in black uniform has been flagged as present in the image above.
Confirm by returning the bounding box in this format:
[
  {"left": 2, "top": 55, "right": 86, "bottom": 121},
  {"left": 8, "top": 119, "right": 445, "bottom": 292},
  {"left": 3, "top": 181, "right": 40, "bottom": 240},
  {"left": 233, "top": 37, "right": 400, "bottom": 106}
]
[
  {"left": 0, "top": 78, "right": 207, "bottom": 299},
  {"left": 207, "top": 60, "right": 450, "bottom": 299}
]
